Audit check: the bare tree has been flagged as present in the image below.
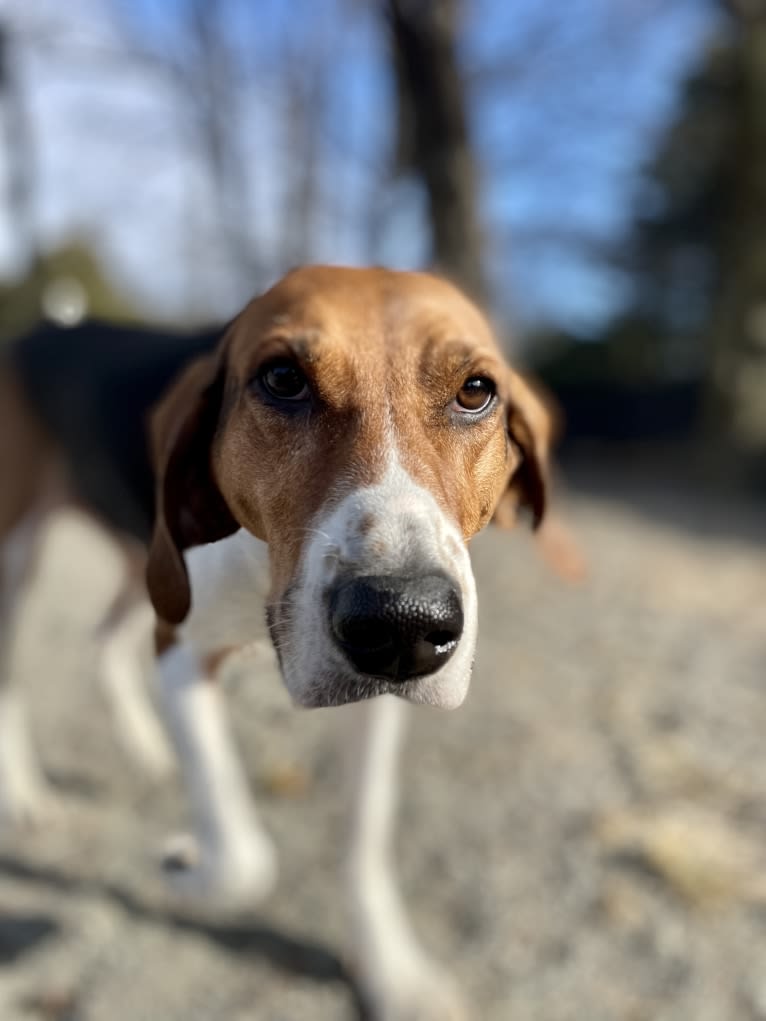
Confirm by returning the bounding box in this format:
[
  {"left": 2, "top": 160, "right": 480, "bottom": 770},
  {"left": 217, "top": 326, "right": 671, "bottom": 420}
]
[
  {"left": 0, "top": 22, "right": 39, "bottom": 273},
  {"left": 385, "top": 0, "right": 487, "bottom": 303},
  {"left": 706, "top": 0, "right": 766, "bottom": 459}
]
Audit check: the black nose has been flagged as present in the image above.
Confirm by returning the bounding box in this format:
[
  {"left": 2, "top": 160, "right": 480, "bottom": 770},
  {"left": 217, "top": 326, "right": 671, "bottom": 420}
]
[{"left": 329, "top": 573, "right": 464, "bottom": 681}]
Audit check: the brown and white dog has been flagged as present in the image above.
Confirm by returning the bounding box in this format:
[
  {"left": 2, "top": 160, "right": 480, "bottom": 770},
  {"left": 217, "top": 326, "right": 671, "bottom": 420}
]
[{"left": 0, "top": 266, "right": 577, "bottom": 1020}]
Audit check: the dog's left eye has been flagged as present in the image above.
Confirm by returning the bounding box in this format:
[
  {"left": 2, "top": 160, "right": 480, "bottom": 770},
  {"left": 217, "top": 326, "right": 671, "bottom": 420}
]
[
  {"left": 453, "top": 376, "right": 496, "bottom": 414},
  {"left": 258, "top": 359, "right": 310, "bottom": 402}
]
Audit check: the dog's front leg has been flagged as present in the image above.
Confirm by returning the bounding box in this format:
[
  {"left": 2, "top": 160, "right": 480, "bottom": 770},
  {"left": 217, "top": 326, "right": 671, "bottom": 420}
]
[
  {"left": 156, "top": 642, "right": 277, "bottom": 905},
  {"left": 0, "top": 514, "right": 58, "bottom": 830},
  {"left": 344, "top": 695, "right": 468, "bottom": 1021},
  {"left": 96, "top": 592, "right": 174, "bottom": 780}
]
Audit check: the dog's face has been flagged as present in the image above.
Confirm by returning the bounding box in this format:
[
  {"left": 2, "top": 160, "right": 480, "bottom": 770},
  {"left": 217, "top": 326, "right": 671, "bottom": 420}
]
[{"left": 147, "top": 266, "right": 552, "bottom": 708}]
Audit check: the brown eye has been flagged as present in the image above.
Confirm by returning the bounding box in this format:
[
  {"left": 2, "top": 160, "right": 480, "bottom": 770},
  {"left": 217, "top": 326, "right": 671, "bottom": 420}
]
[
  {"left": 454, "top": 376, "right": 496, "bottom": 414},
  {"left": 258, "top": 359, "right": 310, "bottom": 402}
]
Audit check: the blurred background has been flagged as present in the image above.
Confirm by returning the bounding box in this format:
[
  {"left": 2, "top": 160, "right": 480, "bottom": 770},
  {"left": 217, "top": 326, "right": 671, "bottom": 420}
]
[
  {"left": 0, "top": 1, "right": 765, "bottom": 1020},
  {"left": 2, "top": 0, "right": 766, "bottom": 483}
]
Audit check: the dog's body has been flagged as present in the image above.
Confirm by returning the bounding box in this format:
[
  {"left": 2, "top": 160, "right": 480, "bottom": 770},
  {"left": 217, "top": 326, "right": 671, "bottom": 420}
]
[
  {"left": 6, "top": 319, "right": 223, "bottom": 540},
  {"left": 0, "top": 266, "right": 565, "bottom": 1020}
]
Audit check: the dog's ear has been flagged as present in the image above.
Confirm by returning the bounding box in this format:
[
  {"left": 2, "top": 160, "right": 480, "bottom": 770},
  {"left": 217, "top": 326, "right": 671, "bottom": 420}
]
[
  {"left": 492, "top": 369, "right": 558, "bottom": 532},
  {"left": 146, "top": 348, "right": 238, "bottom": 626},
  {"left": 492, "top": 369, "right": 588, "bottom": 582}
]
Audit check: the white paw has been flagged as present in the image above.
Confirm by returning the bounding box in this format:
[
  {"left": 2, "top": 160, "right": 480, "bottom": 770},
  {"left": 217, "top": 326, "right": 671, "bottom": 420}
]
[
  {"left": 160, "top": 831, "right": 278, "bottom": 908},
  {"left": 358, "top": 957, "right": 470, "bottom": 1021}
]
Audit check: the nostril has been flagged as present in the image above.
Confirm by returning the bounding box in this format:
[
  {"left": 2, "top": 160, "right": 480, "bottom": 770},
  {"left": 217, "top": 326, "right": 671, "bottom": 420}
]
[{"left": 425, "top": 629, "right": 459, "bottom": 650}]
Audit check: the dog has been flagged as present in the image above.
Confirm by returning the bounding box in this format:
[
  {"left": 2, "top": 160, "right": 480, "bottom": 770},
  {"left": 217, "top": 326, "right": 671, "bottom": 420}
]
[{"left": 0, "top": 265, "right": 576, "bottom": 1020}]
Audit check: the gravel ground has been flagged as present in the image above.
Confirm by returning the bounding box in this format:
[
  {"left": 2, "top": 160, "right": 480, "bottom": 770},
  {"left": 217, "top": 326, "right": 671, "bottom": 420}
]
[{"left": 1, "top": 464, "right": 765, "bottom": 1021}]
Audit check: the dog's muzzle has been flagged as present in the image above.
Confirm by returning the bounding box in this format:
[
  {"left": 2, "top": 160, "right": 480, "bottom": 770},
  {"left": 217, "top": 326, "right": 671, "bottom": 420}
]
[{"left": 328, "top": 572, "right": 464, "bottom": 681}]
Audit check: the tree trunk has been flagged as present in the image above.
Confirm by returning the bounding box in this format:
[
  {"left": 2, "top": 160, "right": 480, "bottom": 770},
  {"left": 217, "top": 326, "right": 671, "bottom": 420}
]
[
  {"left": 386, "top": 0, "right": 487, "bottom": 303},
  {"left": 708, "top": 1, "right": 766, "bottom": 471}
]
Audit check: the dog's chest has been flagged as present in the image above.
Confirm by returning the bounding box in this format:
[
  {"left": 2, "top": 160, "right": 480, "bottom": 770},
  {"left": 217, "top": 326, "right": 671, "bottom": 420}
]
[{"left": 180, "top": 530, "right": 271, "bottom": 654}]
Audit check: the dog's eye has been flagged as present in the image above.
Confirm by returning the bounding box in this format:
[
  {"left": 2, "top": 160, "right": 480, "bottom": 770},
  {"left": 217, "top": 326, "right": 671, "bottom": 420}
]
[
  {"left": 258, "top": 359, "right": 310, "bottom": 402},
  {"left": 454, "top": 376, "right": 496, "bottom": 414}
]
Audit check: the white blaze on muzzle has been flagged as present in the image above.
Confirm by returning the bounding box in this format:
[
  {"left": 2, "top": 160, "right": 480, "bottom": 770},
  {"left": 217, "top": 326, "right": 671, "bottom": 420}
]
[{"left": 280, "top": 453, "right": 478, "bottom": 709}]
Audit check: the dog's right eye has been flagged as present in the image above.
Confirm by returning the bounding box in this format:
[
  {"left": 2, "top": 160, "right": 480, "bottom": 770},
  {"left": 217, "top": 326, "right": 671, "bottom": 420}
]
[{"left": 257, "top": 359, "right": 310, "bottom": 403}]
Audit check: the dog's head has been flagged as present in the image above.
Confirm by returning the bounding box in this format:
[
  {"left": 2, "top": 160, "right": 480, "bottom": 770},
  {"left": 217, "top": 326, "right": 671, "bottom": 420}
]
[{"left": 147, "top": 266, "right": 554, "bottom": 708}]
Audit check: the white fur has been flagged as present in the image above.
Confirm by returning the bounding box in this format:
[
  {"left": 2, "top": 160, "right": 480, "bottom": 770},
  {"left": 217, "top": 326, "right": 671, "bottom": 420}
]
[
  {"left": 0, "top": 685, "right": 55, "bottom": 828},
  {"left": 179, "top": 528, "right": 271, "bottom": 655},
  {"left": 0, "top": 514, "right": 56, "bottom": 829},
  {"left": 343, "top": 696, "right": 468, "bottom": 1020},
  {"left": 156, "top": 642, "right": 277, "bottom": 904},
  {"left": 97, "top": 600, "right": 175, "bottom": 778}
]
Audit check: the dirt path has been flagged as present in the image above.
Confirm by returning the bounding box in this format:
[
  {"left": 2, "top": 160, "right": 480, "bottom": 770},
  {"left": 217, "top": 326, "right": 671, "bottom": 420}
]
[{"left": 1, "top": 479, "right": 765, "bottom": 1021}]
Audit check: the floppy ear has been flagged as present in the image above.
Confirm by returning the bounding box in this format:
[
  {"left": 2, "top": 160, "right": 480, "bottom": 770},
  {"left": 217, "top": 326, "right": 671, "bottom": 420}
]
[
  {"left": 491, "top": 369, "right": 558, "bottom": 531},
  {"left": 492, "top": 369, "right": 588, "bottom": 582},
  {"left": 146, "top": 350, "right": 238, "bottom": 626}
]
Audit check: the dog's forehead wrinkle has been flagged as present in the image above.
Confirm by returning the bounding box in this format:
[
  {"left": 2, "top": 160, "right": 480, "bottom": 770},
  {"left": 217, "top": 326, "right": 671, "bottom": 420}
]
[{"left": 247, "top": 277, "right": 499, "bottom": 399}]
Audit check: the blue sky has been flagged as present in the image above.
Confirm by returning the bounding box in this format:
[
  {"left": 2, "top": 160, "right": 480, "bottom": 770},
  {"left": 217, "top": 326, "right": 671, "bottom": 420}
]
[{"left": 0, "top": 0, "right": 721, "bottom": 333}]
